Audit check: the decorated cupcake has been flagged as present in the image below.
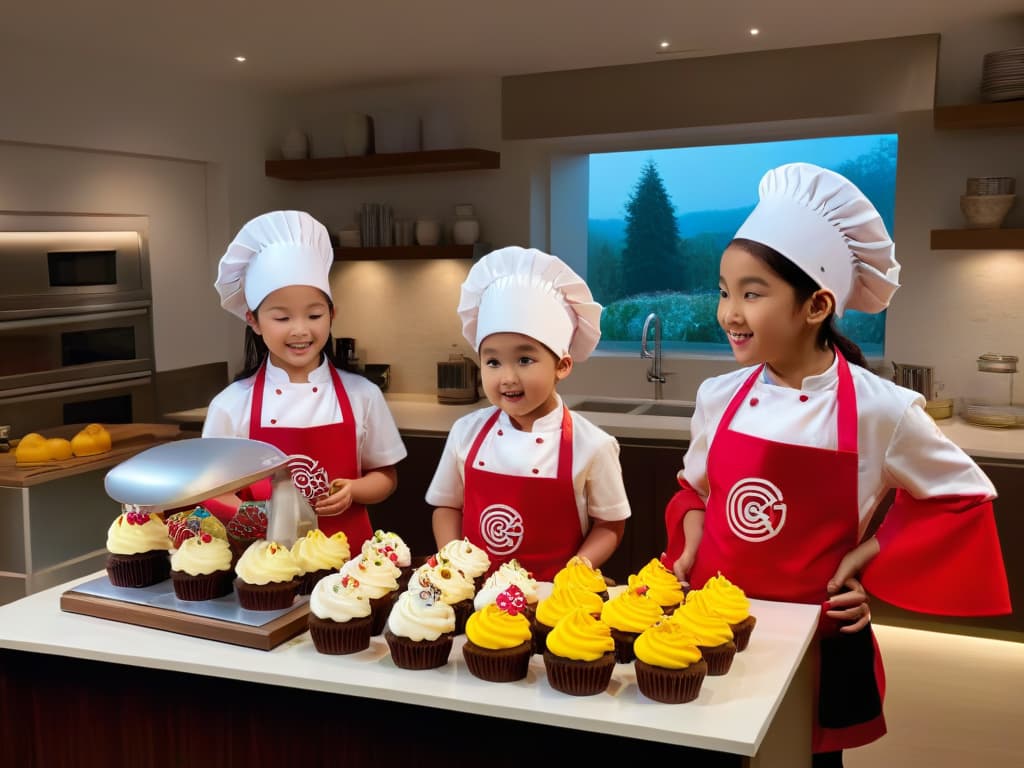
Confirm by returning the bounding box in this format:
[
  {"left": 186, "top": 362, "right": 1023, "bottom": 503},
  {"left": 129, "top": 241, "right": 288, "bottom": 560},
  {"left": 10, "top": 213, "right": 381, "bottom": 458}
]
[
  {"left": 599, "top": 585, "right": 665, "bottom": 663},
  {"left": 552, "top": 555, "right": 609, "bottom": 601},
  {"left": 170, "top": 533, "right": 234, "bottom": 601},
  {"left": 473, "top": 558, "right": 540, "bottom": 617},
  {"left": 627, "top": 558, "right": 686, "bottom": 615},
  {"left": 340, "top": 546, "right": 401, "bottom": 635},
  {"left": 542, "top": 606, "right": 616, "bottom": 696},
  {"left": 633, "top": 620, "right": 708, "bottom": 704},
  {"left": 105, "top": 509, "right": 173, "bottom": 587},
  {"left": 438, "top": 537, "right": 491, "bottom": 591},
  {"left": 165, "top": 506, "right": 228, "bottom": 550},
  {"left": 292, "top": 529, "right": 351, "bottom": 595},
  {"left": 411, "top": 554, "right": 476, "bottom": 634},
  {"left": 462, "top": 585, "right": 534, "bottom": 682},
  {"left": 384, "top": 577, "right": 456, "bottom": 670},
  {"left": 690, "top": 573, "right": 757, "bottom": 652},
  {"left": 233, "top": 540, "right": 303, "bottom": 610},
  {"left": 225, "top": 501, "right": 268, "bottom": 563},
  {"left": 367, "top": 530, "right": 414, "bottom": 589},
  {"left": 669, "top": 600, "right": 736, "bottom": 675},
  {"left": 532, "top": 582, "right": 606, "bottom": 654},
  {"left": 308, "top": 573, "right": 373, "bottom": 655}
]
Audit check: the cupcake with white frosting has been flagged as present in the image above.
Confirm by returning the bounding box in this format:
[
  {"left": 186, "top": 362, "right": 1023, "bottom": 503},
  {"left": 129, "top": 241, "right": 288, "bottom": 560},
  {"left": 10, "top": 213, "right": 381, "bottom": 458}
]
[
  {"left": 308, "top": 572, "right": 373, "bottom": 654},
  {"left": 170, "top": 533, "right": 233, "bottom": 601}
]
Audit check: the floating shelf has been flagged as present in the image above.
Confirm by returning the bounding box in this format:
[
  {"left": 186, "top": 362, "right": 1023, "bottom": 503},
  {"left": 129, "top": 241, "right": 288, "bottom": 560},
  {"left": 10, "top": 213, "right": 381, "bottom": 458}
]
[
  {"left": 931, "top": 229, "right": 1024, "bottom": 250},
  {"left": 266, "top": 148, "right": 501, "bottom": 180},
  {"left": 332, "top": 243, "right": 489, "bottom": 261},
  {"left": 933, "top": 101, "right": 1024, "bottom": 130}
]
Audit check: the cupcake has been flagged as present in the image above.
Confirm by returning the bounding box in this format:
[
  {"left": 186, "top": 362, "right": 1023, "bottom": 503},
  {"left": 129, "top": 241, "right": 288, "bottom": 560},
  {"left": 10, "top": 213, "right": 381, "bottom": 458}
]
[
  {"left": 542, "top": 606, "right": 616, "bottom": 696},
  {"left": 233, "top": 540, "right": 303, "bottom": 610},
  {"left": 367, "top": 530, "right": 414, "bottom": 589},
  {"left": 165, "top": 506, "right": 228, "bottom": 550},
  {"left": 462, "top": 585, "right": 534, "bottom": 683},
  {"left": 411, "top": 555, "right": 475, "bottom": 634},
  {"left": 105, "top": 510, "right": 173, "bottom": 587},
  {"left": 225, "top": 502, "right": 268, "bottom": 563},
  {"left": 473, "top": 558, "right": 540, "bottom": 617},
  {"left": 532, "top": 582, "right": 606, "bottom": 655},
  {"left": 340, "top": 547, "right": 401, "bottom": 635},
  {"left": 690, "top": 572, "right": 757, "bottom": 652},
  {"left": 552, "top": 556, "right": 609, "bottom": 601},
  {"left": 307, "top": 573, "right": 373, "bottom": 655},
  {"left": 627, "top": 558, "right": 686, "bottom": 615},
  {"left": 599, "top": 585, "right": 665, "bottom": 663},
  {"left": 669, "top": 601, "right": 736, "bottom": 675},
  {"left": 438, "top": 537, "right": 491, "bottom": 591},
  {"left": 170, "top": 533, "right": 234, "bottom": 601},
  {"left": 384, "top": 578, "right": 456, "bottom": 670},
  {"left": 633, "top": 620, "right": 708, "bottom": 704},
  {"left": 292, "top": 529, "right": 351, "bottom": 595}
]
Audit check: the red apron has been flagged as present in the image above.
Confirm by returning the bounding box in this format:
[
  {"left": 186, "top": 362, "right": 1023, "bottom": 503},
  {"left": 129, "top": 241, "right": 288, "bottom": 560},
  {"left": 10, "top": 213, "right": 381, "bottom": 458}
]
[
  {"left": 462, "top": 407, "right": 581, "bottom": 582},
  {"left": 690, "top": 351, "right": 886, "bottom": 753},
  {"left": 249, "top": 363, "right": 372, "bottom": 551}
]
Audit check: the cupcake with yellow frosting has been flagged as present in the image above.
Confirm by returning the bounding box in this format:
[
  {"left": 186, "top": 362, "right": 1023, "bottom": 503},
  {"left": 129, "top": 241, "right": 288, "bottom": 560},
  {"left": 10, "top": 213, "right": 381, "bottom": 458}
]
[
  {"left": 308, "top": 573, "right": 374, "bottom": 655},
  {"left": 599, "top": 585, "right": 665, "bottom": 663},
  {"left": 292, "top": 529, "right": 351, "bottom": 595},
  {"left": 669, "top": 600, "right": 736, "bottom": 675},
  {"left": 105, "top": 510, "right": 173, "bottom": 587},
  {"left": 552, "top": 555, "right": 609, "bottom": 601},
  {"left": 384, "top": 577, "right": 456, "bottom": 670},
  {"left": 170, "top": 532, "right": 234, "bottom": 601},
  {"left": 627, "top": 558, "right": 686, "bottom": 615},
  {"left": 633, "top": 620, "right": 708, "bottom": 703},
  {"left": 690, "top": 572, "right": 757, "bottom": 652},
  {"left": 340, "top": 546, "right": 402, "bottom": 635},
  {"left": 532, "top": 582, "right": 606, "bottom": 655},
  {"left": 462, "top": 585, "right": 534, "bottom": 682},
  {"left": 233, "top": 540, "right": 303, "bottom": 610},
  {"left": 542, "top": 606, "right": 616, "bottom": 696}
]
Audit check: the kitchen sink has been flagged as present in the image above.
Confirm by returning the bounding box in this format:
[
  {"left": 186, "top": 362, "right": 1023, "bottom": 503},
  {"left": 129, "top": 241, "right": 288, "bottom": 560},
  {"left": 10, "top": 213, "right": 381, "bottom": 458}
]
[
  {"left": 572, "top": 399, "right": 645, "bottom": 414},
  {"left": 571, "top": 398, "right": 696, "bottom": 418},
  {"left": 636, "top": 402, "right": 696, "bottom": 418}
]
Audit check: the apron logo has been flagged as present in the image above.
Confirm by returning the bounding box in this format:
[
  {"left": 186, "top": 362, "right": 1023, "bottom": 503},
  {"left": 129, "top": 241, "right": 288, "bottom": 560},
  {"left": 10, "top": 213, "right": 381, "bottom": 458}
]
[
  {"left": 479, "top": 504, "right": 524, "bottom": 555},
  {"left": 286, "top": 454, "right": 330, "bottom": 501},
  {"left": 726, "top": 477, "right": 787, "bottom": 542}
]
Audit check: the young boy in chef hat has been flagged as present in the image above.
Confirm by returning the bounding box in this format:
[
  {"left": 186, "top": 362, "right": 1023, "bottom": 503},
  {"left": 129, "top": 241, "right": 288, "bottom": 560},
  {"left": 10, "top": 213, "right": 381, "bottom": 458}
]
[
  {"left": 661, "top": 163, "right": 1009, "bottom": 762},
  {"left": 427, "top": 246, "right": 631, "bottom": 582},
  {"left": 203, "top": 210, "right": 407, "bottom": 550}
]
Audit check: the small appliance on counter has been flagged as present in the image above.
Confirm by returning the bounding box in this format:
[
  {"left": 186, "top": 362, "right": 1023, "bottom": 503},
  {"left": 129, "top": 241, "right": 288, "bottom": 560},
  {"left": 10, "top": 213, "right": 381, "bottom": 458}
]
[
  {"left": 437, "top": 351, "right": 479, "bottom": 404},
  {"left": 363, "top": 363, "right": 390, "bottom": 391}
]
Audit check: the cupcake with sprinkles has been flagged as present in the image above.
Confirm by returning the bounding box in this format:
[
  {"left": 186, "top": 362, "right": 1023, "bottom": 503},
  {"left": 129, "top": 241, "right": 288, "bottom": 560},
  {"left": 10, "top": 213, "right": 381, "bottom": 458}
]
[
  {"left": 340, "top": 544, "right": 401, "bottom": 635},
  {"left": 233, "top": 540, "right": 303, "bottom": 611},
  {"left": 105, "top": 509, "right": 173, "bottom": 588},
  {"left": 411, "top": 554, "right": 476, "bottom": 635},
  {"left": 308, "top": 573, "right": 373, "bottom": 655},
  {"left": 170, "top": 532, "right": 234, "bottom": 601},
  {"left": 462, "top": 585, "right": 534, "bottom": 682},
  {"left": 438, "top": 537, "right": 491, "bottom": 591},
  {"left": 473, "top": 558, "right": 540, "bottom": 618},
  {"left": 368, "top": 529, "right": 414, "bottom": 589}
]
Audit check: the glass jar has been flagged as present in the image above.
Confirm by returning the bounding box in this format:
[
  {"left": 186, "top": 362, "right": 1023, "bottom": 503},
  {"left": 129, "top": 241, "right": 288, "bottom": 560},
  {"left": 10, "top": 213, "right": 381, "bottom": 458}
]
[{"left": 972, "top": 353, "right": 1018, "bottom": 405}]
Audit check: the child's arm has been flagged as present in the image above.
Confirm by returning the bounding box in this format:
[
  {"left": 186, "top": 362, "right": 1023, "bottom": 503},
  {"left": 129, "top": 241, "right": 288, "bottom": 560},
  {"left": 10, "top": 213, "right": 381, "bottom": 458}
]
[
  {"left": 314, "top": 466, "right": 398, "bottom": 517},
  {"left": 671, "top": 508, "right": 705, "bottom": 583},
  {"left": 576, "top": 518, "right": 626, "bottom": 570},
  {"left": 432, "top": 506, "right": 463, "bottom": 549},
  {"left": 825, "top": 536, "right": 879, "bottom": 633}
]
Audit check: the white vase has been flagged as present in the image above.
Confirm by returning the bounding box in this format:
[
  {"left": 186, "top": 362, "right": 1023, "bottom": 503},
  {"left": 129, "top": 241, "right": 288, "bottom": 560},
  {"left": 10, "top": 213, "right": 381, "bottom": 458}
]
[
  {"left": 452, "top": 217, "right": 480, "bottom": 245},
  {"left": 281, "top": 127, "right": 308, "bottom": 159},
  {"left": 340, "top": 113, "right": 371, "bottom": 157},
  {"left": 415, "top": 218, "right": 441, "bottom": 246}
]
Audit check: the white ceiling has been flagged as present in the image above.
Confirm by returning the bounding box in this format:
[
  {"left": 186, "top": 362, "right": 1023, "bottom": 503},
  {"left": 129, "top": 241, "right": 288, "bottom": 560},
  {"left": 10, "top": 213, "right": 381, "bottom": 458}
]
[{"left": 3, "top": 1, "right": 1023, "bottom": 92}]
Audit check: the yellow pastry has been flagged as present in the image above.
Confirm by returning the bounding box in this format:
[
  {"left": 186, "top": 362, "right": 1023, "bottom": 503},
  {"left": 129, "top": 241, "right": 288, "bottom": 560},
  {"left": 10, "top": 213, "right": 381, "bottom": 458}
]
[{"left": 71, "top": 423, "right": 112, "bottom": 457}]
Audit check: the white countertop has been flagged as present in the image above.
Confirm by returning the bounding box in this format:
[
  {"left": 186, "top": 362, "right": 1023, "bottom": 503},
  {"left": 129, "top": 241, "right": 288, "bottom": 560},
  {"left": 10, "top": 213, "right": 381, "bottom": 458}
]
[
  {"left": 0, "top": 572, "right": 819, "bottom": 757},
  {"left": 164, "top": 392, "right": 1024, "bottom": 460}
]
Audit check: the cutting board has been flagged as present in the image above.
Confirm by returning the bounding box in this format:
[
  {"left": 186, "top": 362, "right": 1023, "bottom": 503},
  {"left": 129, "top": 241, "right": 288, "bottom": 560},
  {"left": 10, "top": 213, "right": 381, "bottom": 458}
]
[{"left": 0, "top": 423, "right": 183, "bottom": 486}]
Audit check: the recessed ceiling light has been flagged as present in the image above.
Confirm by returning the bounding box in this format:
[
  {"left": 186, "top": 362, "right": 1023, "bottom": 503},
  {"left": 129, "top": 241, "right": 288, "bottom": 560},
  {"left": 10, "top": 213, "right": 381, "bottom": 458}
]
[
  {"left": 749, "top": 28, "right": 760, "bottom": 36},
  {"left": 234, "top": 55, "right": 247, "bottom": 62},
  {"left": 659, "top": 41, "right": 670, "bottom": 49}
]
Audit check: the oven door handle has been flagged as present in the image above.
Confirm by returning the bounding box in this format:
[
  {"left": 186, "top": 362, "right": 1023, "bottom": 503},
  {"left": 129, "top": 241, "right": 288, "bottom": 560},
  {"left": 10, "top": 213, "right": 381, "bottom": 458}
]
[
  {"left": 0, "top": 372, "right": 152, "bottom": 403},
  {"left": 0, "top": 308, "right": 149, "bottom": 329}
]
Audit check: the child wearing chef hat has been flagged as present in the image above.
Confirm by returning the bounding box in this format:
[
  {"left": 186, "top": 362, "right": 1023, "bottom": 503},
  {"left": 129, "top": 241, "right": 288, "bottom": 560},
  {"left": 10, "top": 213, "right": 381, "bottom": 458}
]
[
  {"left": 661, "top": 163, "right": 1009, "bottom": 761},
  {"left": 427, "top": 246, "right": 631, "bottom": 582},
  {"left": 203, "top": 210, "right": 407, "bottom": 550}
]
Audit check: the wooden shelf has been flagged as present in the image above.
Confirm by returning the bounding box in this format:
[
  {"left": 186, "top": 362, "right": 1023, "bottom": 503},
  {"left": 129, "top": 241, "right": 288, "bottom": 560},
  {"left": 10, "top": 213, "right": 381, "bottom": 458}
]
[
  {"left": 332, "top": 243, "right": 487, "bottom": 261},
  {"left": 266, "top": 148, "right": 500, "bottom": 180},
  {"left": 931, "top": 228, "right": 1024, "bottom": 250},
  {"left": 934, "top": 100, "right": 1024, "bottom": 130}
]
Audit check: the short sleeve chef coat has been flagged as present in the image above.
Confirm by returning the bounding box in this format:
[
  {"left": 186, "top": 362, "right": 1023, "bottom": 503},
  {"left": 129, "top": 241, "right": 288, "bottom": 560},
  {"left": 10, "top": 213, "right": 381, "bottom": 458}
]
[
  {"left": 680, "top": 356, "right": 996, "bottom": 540},
  {"left": 426, "top": 395, "right": 631, "bottom": 533},
  {"left": 202, "top": 358, "right": 408, "bottom": 473}
]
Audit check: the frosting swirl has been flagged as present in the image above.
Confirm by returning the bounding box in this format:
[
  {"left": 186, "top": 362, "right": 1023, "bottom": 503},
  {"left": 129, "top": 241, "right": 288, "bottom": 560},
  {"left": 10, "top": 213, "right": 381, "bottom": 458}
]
[
  {"left": 544, "top": 606, "right": 614, "bottom": 661},
  {"left": 291, "top": 529, "right": 351, "bottom": 573},
  {"left": 310, "top": 573, "right": 373, "bottom": 623},
  {"left": 106, "top": 512, "right": 172, "bottom": 555},
  {"left": 234, "top": 540, "right": 302, "bottom": 585},
  {"left": 628, "top": 558, "right": 686, "bottom": 607},
  {"left": 535, "top": 582, "right": 604, "bottom": 628},
  {"left": 599, "top": 587, "right": 664, "bottom": 633},
  {"left": 691, "top": 572, "right": 751, "bottom": 624},
  {"left": 438, "top": 537, "right": 491, "bottom": 579},
  {"left": 170, "top": 534, "right": 231, "bottom": 575},
  {"left": 339, "top": 552, "right": 400, "bottom": 598},
  {"left": 465, "top": 603, "right": 532, "bottom": 650},
  {"left": 411, "top": 556, "right": 474, "bottom": 604},
  {"left": 634, "top": 620, "right": 704, "bottom": 669},
  {"left": 669, "top": 601, "right": 735, "bottom": 647},
  {"left": 369, "top": 530, "right": 411, "bottom": 568},
  {"left": 386, "top": 586, "right": 455, "bottom": 641},
  {"left": 552, "top": 555, "right": 606, "bottom": 595},
  {"left": 473, "top": 559, "right": 539, "bottom": 610}
]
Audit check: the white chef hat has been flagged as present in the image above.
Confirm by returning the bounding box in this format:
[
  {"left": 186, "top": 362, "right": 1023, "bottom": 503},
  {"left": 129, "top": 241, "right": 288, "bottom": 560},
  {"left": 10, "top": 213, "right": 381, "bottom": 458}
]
[
  {"left": 215, "top": 210, "right": 334, "bottom": 320},
  {"left": 733, "top": 162, "right": 899, "bottom": 317},
  {"left": 458, "top": 246, "right": 602, "bottom": 362}
]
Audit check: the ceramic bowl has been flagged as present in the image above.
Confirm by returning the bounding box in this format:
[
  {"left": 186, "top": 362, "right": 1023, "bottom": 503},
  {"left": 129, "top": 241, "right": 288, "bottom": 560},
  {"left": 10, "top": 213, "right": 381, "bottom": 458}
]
[{"left": 960, "top": 194, "right": 1016, "bottom": 229}]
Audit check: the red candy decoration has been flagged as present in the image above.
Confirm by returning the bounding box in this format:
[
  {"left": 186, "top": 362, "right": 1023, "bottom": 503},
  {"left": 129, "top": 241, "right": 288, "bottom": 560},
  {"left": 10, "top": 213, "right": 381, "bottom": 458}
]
[{"left": 496, "top": 584, "right": 526, "bottom": 616}]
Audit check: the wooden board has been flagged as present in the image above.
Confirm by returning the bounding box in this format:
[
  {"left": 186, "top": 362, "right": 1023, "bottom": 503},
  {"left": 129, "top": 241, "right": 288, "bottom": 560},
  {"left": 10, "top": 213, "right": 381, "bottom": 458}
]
[{"left": 60, "top": 590, "right": 310, "bottom": 651}]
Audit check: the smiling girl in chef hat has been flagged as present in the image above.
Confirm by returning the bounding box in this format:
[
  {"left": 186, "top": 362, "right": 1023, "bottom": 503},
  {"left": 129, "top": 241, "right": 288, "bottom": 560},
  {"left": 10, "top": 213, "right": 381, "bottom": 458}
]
[
  {"left": 661, "top": 163, "right": 1009, "bottom": 762},
  {"left": 202, "top": 210, "right": 407, "bottom": 550},
  {"left": 426, "top": 246, "right": 631, "bottom": 581}
]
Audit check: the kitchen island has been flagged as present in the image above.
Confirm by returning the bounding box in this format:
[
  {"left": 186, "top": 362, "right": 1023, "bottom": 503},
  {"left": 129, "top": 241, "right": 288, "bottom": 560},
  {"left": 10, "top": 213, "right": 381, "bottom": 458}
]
[{"left": 0, "top": 572, "right": 818, "bottom": 767}]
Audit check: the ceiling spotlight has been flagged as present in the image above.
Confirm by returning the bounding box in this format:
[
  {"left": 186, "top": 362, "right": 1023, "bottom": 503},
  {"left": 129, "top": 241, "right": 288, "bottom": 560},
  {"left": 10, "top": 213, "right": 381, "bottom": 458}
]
[
  {"left": 659, "top": 41, "right": 670, "bottom": 49},
  {"left": 234, "top": 55, "right": 247, "bottom": 62},
  {"left": 749, "top": 28, "right": 760, "bottom": 36}
]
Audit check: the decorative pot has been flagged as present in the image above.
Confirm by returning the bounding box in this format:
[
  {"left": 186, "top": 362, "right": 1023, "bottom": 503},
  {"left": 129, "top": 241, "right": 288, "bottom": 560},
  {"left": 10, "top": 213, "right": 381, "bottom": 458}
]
[
  {"left": 960, "top": 194, "right": 1016, "bottom": 229},
  {"left": 415, "top": 218, "right": 441, "bottom": 246}
]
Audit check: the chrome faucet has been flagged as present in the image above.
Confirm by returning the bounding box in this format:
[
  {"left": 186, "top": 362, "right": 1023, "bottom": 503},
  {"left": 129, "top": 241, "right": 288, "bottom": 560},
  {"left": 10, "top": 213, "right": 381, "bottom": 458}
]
[{"left": 641, "top": 312, "right": 665, "bottom": 400}]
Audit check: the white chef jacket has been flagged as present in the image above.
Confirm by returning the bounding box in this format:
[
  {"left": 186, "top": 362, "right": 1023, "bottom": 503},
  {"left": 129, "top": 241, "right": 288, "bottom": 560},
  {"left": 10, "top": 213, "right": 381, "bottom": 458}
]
[
  {"left": 202, "top": 358, "right": 408, "bottom": 473},
  {"left": 681, "top": 356, "right": 996, "bottom": 539},
  {"left": 426, "top": 395, "right": 631, "bottom": 534}
]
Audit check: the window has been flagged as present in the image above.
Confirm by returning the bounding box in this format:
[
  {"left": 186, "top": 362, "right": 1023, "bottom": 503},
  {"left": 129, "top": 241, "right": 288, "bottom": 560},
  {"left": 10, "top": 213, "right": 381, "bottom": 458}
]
[{"left": 587, "top": 134, "right": 898, "bottom": 358}]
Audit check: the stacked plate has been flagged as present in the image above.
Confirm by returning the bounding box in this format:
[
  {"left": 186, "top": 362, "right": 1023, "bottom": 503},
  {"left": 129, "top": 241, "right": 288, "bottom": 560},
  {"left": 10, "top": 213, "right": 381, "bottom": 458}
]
[{"left": 981, "top": 46, "right": 1024, "bottom": 102}]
